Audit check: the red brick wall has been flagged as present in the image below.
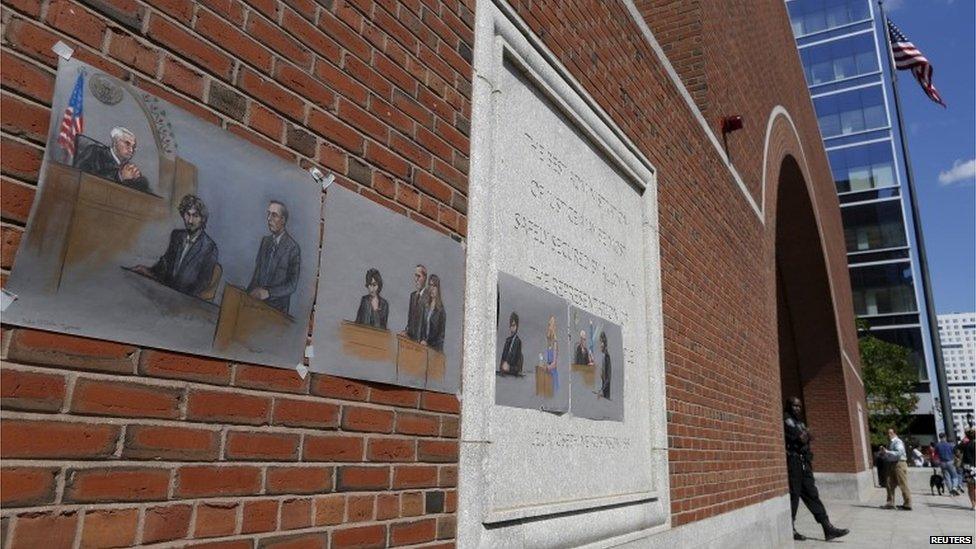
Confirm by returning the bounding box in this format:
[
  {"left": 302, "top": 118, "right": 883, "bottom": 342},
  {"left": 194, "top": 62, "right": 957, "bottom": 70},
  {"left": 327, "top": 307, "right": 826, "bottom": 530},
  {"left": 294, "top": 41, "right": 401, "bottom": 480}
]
[{"left": 0, "top": 0, "right": 471, "bottom": 546}]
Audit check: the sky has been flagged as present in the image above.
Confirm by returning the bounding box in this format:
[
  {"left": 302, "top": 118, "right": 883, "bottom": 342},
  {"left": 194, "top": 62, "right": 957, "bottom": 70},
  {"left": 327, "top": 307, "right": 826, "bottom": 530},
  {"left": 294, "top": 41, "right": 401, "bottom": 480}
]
[{"left": 886, "top": 0, "right": 976, "bottom": 314}]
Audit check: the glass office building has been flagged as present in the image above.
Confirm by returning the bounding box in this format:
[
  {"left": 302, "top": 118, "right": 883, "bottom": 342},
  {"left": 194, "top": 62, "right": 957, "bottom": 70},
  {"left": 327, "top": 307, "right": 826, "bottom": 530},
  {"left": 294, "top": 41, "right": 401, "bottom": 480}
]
[{"left": 787, "top": 0, "right": 941, "bottom": 438}]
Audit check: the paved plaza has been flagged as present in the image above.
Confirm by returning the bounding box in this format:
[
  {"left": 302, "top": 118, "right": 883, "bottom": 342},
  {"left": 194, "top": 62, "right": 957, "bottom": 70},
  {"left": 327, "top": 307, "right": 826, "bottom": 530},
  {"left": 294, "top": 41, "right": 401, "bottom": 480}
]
[{"left": 793, "top": 485, "right": 975, "bottom": 547}]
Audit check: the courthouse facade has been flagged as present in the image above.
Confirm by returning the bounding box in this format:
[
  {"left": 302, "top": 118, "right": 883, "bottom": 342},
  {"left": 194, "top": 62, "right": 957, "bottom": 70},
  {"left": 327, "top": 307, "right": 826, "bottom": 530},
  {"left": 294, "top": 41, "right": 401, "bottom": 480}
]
[{"left": 1, "top": 0, "right": 871, "bottom": 547}]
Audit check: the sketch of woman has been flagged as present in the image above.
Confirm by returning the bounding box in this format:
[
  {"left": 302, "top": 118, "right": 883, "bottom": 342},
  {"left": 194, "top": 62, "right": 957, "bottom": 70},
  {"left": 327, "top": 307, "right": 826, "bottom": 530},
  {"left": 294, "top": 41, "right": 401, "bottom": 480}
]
[
  {"left": 544, "top": 315, "right": 560, "bottom": 391},
  {"left": 355, "top": 268, "right": 389, "bottom": 329},
  {"left": 420, "top": 274, "right": 445, "bottom": 351},
  {"left": 599, "top": 331, "right": 611, "bottom": 399}
]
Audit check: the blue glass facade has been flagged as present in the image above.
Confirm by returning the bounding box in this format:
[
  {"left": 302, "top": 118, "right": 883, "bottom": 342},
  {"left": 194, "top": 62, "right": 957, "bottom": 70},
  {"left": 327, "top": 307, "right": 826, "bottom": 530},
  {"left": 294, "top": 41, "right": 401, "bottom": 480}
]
[{"left": 788, "top": 0, "right": 938, "bottom": 408}]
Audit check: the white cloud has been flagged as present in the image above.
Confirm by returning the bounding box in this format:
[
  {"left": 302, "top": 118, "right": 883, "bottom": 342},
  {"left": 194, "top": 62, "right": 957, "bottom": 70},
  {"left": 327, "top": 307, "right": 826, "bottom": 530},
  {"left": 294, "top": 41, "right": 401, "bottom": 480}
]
[{"left": 938, "top": 158, "right": 976, "bottom": 186}]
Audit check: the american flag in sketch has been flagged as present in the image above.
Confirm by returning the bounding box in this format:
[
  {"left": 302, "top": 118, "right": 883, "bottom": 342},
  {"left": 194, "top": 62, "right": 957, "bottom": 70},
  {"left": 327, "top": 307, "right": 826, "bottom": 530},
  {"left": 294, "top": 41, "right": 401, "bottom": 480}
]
[
  {"left": 57, "top": 72, "right": 85, "bottom": 161},
  {"left": 886, "top": 18, "right": 946, "bottom": 107}
]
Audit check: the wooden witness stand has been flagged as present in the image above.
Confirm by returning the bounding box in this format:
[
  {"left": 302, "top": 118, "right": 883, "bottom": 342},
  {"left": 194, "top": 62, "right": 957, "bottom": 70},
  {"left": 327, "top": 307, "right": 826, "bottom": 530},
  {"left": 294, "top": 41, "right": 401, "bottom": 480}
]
[
  {"left": 339, "top": 320, "right": 446, "bottom": 384},
  {"left": 213, "top": 285, "right": 293, "bottom": 352}
]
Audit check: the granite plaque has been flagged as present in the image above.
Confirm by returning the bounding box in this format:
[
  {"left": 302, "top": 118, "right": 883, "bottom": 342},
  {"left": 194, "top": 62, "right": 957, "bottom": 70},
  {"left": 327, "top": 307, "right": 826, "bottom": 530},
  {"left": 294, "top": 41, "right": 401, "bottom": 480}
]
[{"left": 459, "top": 1, "right": 669, "bottom": 545}]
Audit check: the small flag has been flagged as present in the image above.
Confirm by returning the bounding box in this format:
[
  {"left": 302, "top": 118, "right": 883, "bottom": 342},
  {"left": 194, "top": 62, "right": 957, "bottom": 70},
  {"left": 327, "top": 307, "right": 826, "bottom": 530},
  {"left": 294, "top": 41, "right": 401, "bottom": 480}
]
[
  {"left": 886, "top": 18, "right": 945, "bottom": 107},
  {"left": 57, "top": 71, "right": 85, "bottom": 161}
]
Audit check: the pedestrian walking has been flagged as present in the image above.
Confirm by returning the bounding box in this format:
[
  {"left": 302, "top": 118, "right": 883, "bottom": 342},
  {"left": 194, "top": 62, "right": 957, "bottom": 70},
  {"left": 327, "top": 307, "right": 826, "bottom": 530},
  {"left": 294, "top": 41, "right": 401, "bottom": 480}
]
[
  {"left": 960, "top": 429, "right": 975, "bottom": 510},
  {"left": 935, "top": 433, "right": 962, "bottom": 495},
  {"left": 879, "top": 428, "right": 912, "bottom": 510},
  {"left": 783, "top": 397, "right": 850, "bottom": 541}
]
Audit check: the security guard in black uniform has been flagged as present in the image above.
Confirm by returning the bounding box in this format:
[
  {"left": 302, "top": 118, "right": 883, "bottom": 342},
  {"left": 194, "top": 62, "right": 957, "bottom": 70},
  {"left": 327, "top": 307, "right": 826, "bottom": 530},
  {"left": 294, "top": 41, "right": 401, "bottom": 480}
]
[{"left": 785, "top": 396, "right": 850, "bottom": 541}]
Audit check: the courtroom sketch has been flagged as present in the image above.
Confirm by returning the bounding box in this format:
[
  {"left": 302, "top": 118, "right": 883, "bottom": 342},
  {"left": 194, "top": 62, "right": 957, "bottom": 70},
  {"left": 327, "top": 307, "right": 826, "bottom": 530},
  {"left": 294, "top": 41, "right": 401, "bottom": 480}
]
[
  {"left": 314, "top": 184, "right": 464, "bottom": 394},
  {"left": 2, "top": 59, "right": 320, "bottom": 369},
  {"left": 569, "top": 306, "right": 624, "bottom": 421},
  {"left": 494, "top": 272, "right": 569, "bottom": 412}
]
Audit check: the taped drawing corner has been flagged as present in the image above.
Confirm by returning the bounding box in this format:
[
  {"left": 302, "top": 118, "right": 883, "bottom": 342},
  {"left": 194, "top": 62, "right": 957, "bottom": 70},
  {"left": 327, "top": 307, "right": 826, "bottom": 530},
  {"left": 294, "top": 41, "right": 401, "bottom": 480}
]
[
  {"left": 308, "top": 167, "right": 335, "bottom": 190},
  {"left": 52, "top": 41, "right": 75, "bottom": 60},
  {"left": 0, "top": 289, "right": 18, "bottom": 311},
  {"left": 295, "top": 363, "right": 309, "bottom": 379},
  {"left": 304, "top": 345, "right": 315, "bottom": 359}
]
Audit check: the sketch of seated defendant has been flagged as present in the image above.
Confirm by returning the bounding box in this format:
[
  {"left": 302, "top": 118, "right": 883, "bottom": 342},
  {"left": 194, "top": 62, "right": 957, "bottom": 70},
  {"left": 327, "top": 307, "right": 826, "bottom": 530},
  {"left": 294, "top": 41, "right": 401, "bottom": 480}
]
[
  {"left": 246, "top": 201, "right": 301, "bottom": 314},
  {"left": 419, "top": 274, "right": 446, "bottom": 351},
  {"left": 498, "top": 311, "right": 523, "bottom": 375},
  {"left": 132, "top": 194, "right": 220, "bottom": 299},
  {"left": 355, "top": 268, "right": 389, "bottom": 329},
  {"left": 73, "top": 127, "right": 151, "bottom": 193}
]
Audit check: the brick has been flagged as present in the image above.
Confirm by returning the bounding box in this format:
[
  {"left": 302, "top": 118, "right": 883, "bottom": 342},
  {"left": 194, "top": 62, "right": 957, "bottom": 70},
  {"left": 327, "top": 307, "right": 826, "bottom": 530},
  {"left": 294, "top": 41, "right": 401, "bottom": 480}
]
[
  {"left": 71, "top": 378, "right": 182, "bottom": 419},
  {"left": 438, "top": 465, "right": 457, "bottom": 487},
  {"left": 374, "top": 53, "right": 416, "bottom": 95},
  {"left": 1, "top": 178, "right": 36, "bottom": 223},
  {"left": 376, "top": 493, "right": 399, "bottom": 520},
  {"left": 208, "top": 80, "right": 248, "bottom": 121},
  {"left": 195, "top": 502, "right": 238, "bottom": 538},
  {"left": 106, "top": 31, "right": 159, "bottom": 75},
  {"left": 369, "top": 384, "right": 422, "bottom": 408},
  {"left": 8, "top": 329, "right": 137, "bottom": 374},
  {"left": 1, "top": 420, "right": 119, "bottom": 459},
  {"left": 1, "top": 94, "right": 49, "bottom": 144},
  {"left": 282, "top": 8, "right": 340, "bottom": 63},
  {"left": 439, "top": 416, "right": 459, "bottom": 438},
  {"left": 258, "top": 533, "right": 327, "bottom": 549},
  {"left": 390, "top": 518, "right": 436, "bottom": 546},
  {"left": 336, "top": 466, "right": 390, "bottom": 491},
  {"left": 248, "top": 16, "right": 313, "bottom": 70},
  {"left": 239, "top": 68, "right": 306, "bottom": 123},
  {"left": 0, "top": 467, "right": 57, "bottom": 507},
  {"left": 332, "top": 524, "right": 386, "bottom": 549},
  {"left": 368, "top": 94, "right": 414, "bottom": 136},
  {"left": 266, "top": 466, "right": 334, "bottom": 495},
  {"left": 367, "top": 438, "right": 416, "bottom": 462},
  {"left": 4, "top": 0, "right": 43, "bottom": 16},
  {"left": 395, "top": 411, "right": 440, "bottom": 436},
  {"left": 200, "top": 0, "right": 245, "bottom": 25},
  {"left": 365, "top": 142, "right": 410, "bottom": 179},
  {"left": 45, "top": 0, "right": 107, "bottom": 48},
  {"left": 78, "top": 0, "right": 145, "bottom": 32},
  {"left": 393, "top": 465, "right": 438, "bottom": 489},
  {"left": 396, "top": 182, "right": 421, "bottom": 210},
  {"left": 270, "top": 398, "right": 338, "bottom": 429},
  {"left": 80, "top": 508, "right": 138, "bottom": 549},
  {"left": 444, "top": 490, "right": 457, "bottom": 513},
  {"left": 317, "top": 10, "right": 372, "bottom": 63},
  {"left": 315, "top": 58, "right": 369, "bottom": 106},
  {"left": 176, "top": 466, "right": 262, "bottom": 497},
  {"left": 417, "top": 440, "right": 458, "bottom": 463},
  {"left": 313, "top": 494, "right": 345, "bottom": 526},
  {"left": 337, "top": 98, "right": 388, "bottom": 145},
  {"left": 372, "top": 171, "right": 395, "bottom": 198},
  {"left": 1, "top": 138, "right": 42, "bottom": 182},
  {"left": 195, "top": 10, "right": 273, "bottom": 73},
  {"left": 425, "top": 490, "right": 445, "bottom": 513},
  {"left": 4, "top": 18, "right": 60, "bottom": 67},
  {"left": 0, "top": 368, "right": 66, "bottom": 412},
  {"left": 9, "top": 510, "right": 77, "bottom": 549},
  {"left": 420, "top": 391, "right": 460, "bottom": 413},
  {"left": 346, "top": 494, "right": 373, "bottom": 522},
  {"left": 143, "top": 504, "right": 192, "bottom": 544},
  {"left": 152, "top": 0, "right": 194, "bottom": 22},
  {"left": 310, "top": 374, "right": 369, "bottom": 401},
  {"left": 280, "top": 498, "right": 312, "bottom": 530},
  {"left": 276, "top": 63, "right": 335, "bottom": 110},
  {"left": 146, "top": 15, "right": 233, "bottom": 79},
  {"left": 1, "top": 52, "right": 55, "bottom": 104},
  {"left": 392, "top": 89, "right": 434, "bottom": 128},
  {"left": 186, "top": 389, "right": 271, "bottom": 425},
  {"left": 242, "top": 499, "right": 279, "bottom": 534},
  {"left": 249, "top": 103, "right": 284, "bottom": 140},
  {"left": 286, "top": 126, "right": 317, "bottom": 157},
  {"left": 139, "top": 350, "right": 232, "bottom": 384},
  {"left": 303, "top": 434, "right": 364, "bottom": 462},
  {"left": 1, "top": 225, "right": 23, "bottom": 269},
  {"left": 341, "top": 405, "right": 395, "bottom": 433},
  {"left": 436, "top": 515, "right": 456, "bottom": 539},
  {"left": 123, "top": 425, "right": 220, "bottom": 461},
  {"left": 161, "top": 56, "right": 205, "bottom": 98},
  {"left": 236, "top": 364, "right": 309, "bottom": 393},
  {"left": 225, "top": 431, "right": 300, "bottom": 461},
  {"left": 344, "top": 55, "right": 393, "bottom": 101},
  {"left": 64, "top": 467, "right": 170, "bottom": 503},
  {"left": 307, "top": 109, "right": 364, "bottom": 155},
  {"left": 134, "top": 78, "right": 221, "bottom": 125},
  {"left": 400, "top": 492, "right": 423, "bottom": 517}
]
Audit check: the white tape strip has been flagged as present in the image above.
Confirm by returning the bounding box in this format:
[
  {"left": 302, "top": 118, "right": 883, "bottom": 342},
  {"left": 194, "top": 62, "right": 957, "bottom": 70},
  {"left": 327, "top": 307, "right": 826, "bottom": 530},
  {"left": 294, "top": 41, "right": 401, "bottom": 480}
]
[
  {"left": 295, "top": 363, "right": 309, "bottom": 379},
  {"left": 52, "top": 41, "right": 75, "bottom": 60},
  {"left": 322, "top": 173, "right": 335, "bottom": 190},
  {"left": 304, "top": 345, "right": 314, "bottom": 359},
  {"left": 0, "top": 289, "right": 18, "bottom": 311}
]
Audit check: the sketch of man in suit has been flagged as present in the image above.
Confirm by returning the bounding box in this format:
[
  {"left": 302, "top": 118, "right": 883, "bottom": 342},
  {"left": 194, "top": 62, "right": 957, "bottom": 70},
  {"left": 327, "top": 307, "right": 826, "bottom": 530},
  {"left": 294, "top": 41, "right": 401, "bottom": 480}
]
[
  {"left": 404, "top": 264, "right": 427, "bottom": 340},
  {"left": 74, "top": 126, "right": 150, "bottom": 193},
  {"left": 132, "top": 194, "right": 218, "bottom": 297},
  {"left": 247, "top": 200, "right": 300, "bottom": 314},
  {"left": 574, "top": 330, "right": 592, "bottom": 366},
  {"left": 498, "top": 311, "right": 523, "bottom": 375}
]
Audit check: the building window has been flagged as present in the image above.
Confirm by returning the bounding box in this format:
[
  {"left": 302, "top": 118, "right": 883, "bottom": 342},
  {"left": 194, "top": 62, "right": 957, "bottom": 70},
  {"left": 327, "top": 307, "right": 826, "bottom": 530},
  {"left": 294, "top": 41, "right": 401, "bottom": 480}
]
[
  {"left": 814, "top": 86, "right": 888, "bottom": 138},
  {"left": 788, "top": 0, "right": 871, "bottom": 35},
  {"left": 800, "top": 32, "right": 879, "bottom": 85},
  {"left": 849, "top": 261, "right": 918, "bottom": 315},
  {"left": 842, "top": 199, "right": 908, "bottom": 252},
  {"left": 829, "top": 141, "right": 896, "bottom": 193}
]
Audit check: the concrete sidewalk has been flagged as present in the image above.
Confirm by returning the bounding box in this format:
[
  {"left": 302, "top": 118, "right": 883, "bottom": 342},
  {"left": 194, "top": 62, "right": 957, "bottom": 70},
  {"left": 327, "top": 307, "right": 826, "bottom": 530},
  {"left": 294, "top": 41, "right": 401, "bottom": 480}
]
[{"left": 792, "top": 485, "right": 975, "bottom": 547}]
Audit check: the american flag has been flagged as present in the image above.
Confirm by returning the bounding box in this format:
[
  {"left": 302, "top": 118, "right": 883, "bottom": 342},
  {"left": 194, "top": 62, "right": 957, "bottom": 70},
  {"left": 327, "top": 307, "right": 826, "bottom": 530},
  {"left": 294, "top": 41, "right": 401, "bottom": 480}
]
[
  {"left": 57, "top": 72, "right": 85, "bottom": 161},
  {"left": 886, "top": 18, "right": 945, "bottom": 107}
]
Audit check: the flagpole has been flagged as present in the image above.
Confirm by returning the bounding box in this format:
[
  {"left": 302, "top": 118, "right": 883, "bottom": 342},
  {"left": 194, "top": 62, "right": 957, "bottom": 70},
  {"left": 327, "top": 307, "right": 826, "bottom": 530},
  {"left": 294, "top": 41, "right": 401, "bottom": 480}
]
[{"left": 877, "top": 0, "right": 955, "bottom": 442}]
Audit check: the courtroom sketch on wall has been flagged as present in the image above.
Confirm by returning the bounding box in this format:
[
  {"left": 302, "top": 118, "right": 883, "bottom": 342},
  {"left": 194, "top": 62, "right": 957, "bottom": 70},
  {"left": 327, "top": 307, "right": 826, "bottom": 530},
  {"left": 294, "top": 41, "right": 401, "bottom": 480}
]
[
  {"left": 313, "top": 184, "right": 464, "bottom": 394},
  {"left": 569, "top": 306, "right": 624, "bottom": 421},
  {"left": 2, "top": 59, "right": 320, "bottom": 368},
  {"left": 495, "top": 272, "right": 569, "bottom": 412}
]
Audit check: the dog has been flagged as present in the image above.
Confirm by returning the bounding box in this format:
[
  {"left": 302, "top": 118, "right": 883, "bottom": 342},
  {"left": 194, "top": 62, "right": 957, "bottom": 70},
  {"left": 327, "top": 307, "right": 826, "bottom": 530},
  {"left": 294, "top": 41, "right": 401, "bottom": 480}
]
[{"left": 930, "top": 468, "right": 945, "bottom": 495}]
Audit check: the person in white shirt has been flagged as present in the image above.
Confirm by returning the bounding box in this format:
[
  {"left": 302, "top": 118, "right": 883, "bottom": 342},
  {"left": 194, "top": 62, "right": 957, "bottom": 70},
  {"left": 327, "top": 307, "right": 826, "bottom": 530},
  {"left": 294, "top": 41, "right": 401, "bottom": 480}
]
[{"left": 879, "top": 428, "right": 912, "bottom": 510}]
